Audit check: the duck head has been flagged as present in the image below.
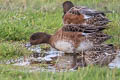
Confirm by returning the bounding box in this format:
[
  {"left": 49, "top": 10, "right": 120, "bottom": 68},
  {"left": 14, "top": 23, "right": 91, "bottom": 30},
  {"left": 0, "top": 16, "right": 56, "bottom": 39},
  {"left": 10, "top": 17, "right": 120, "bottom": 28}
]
[
  {"left": 63, "top": 1, "right": 74, "bottom": 15},
  {"left": 30, "top": 32, "right": 51, "bottom": 45}
]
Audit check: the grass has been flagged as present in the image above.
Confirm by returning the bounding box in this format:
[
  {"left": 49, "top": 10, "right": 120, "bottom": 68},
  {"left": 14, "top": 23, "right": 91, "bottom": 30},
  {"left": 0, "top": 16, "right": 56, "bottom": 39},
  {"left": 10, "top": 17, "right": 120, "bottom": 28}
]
[
  {"left": 0, "top": 41, "right": 31, "bottom": 60},
  {"left": 0, "top": 0, "right": 120, "bottom": 79},
  {"left": 0, "top": 0, "right": 119, "bottom": 42},
  {"left": 0, "top": 65, "right": 120, "bottom": 80}
]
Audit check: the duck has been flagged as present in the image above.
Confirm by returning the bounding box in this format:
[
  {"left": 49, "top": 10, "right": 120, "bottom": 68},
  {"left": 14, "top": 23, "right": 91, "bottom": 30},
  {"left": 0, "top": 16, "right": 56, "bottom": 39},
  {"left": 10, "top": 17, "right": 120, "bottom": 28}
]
[
  {"left": 75, "top": 44, "right": 117, "bottom": 68},
  {"left": 29, "top": 24, "right": 111, "bottom": 68},
  {"left": 29, "top": 24, "right": 110, "bottom": 52},
  {"left": 62, "top": 1, "right": 111, "bottom": 26}
]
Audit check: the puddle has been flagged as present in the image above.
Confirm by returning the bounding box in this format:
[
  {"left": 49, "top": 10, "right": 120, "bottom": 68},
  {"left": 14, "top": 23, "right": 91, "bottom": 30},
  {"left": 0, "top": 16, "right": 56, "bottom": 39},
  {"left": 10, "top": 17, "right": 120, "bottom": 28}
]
[
  {"left": 1, "top": 43, "right": 120, "bottom": 72},
  {"left": 0, "top": 44, "right": 66, "bottom": 72},
  {"left": 108, "top": 51, "right": 120, "bottom": 68}
]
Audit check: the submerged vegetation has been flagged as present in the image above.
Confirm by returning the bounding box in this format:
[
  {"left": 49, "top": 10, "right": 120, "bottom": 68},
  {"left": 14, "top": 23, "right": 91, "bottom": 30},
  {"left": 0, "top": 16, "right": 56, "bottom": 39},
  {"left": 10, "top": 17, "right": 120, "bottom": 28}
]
[{"left": 0, "top": 0, "right": 120, "bottom": 79}]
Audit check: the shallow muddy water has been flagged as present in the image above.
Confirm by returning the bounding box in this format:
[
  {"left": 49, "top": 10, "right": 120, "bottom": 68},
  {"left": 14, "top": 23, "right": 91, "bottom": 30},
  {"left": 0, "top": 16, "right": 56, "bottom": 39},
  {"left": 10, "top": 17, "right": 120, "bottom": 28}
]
[
  {"left": 109, "top": 51, "right": 120, "bottom": 68},
  {"left": 0, "top": 44, "right": 68, "bottom": 72},
  {"left": 1, "top": 43, "right": 120, "bottom": 72}
]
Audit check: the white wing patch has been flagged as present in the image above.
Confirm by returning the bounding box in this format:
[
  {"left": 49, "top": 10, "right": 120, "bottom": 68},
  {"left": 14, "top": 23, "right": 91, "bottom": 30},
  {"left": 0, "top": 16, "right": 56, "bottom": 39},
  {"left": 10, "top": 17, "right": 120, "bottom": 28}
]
[{"left": 55, "top": 40, "right": 74, "bottom": 53}]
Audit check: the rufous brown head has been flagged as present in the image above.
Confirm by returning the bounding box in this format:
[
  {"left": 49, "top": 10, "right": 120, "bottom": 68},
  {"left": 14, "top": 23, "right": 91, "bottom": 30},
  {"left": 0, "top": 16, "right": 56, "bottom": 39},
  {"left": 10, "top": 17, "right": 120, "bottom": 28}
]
[
  {"left": 63, "top": 1, "right": 74, "bottom": 15},
  {"left": 30, "top": 32, "right": 51, "bottom": 45}
]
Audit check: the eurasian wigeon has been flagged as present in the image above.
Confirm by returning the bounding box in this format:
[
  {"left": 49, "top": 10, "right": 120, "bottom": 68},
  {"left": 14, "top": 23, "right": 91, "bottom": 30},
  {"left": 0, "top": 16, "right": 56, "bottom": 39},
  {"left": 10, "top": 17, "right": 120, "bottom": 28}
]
[
  {"left": 84, "top": 44, "right": 116, "bottom": 66},
  {"left": 29, "top": 24, "right": 111, "bottom": 68},
  {"left": 62, "top": 1, "right": 111, "bottom": 26}
]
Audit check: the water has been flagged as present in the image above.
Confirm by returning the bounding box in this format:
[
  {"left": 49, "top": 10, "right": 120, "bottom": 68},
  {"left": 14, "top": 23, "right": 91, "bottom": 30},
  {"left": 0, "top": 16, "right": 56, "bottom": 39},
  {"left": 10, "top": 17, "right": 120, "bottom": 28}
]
[
  {"left": 108, "top": 51, "right": 120, "bottom": 68},
  {"left": 24, "top": 45, "right": 120, "bottom": 70},
  {"left": 9, "top": 44, "right": 65, "bottom": 72},
  {"left": 1, "top": 43, "right": 120, "bottom": 72}
]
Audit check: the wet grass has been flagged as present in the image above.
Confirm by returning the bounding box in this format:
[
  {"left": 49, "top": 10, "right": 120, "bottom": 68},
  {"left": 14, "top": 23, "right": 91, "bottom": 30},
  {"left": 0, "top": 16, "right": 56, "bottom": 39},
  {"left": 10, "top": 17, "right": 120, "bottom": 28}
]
[
  {"left": 0, "top": 0, "right": 120, "bottom": 79},
  {"left": 0, "top": 65, "right": 120, "bottom": 80},
  {"left": 0, "top": 41, "right": 31, "bottom": 60}
]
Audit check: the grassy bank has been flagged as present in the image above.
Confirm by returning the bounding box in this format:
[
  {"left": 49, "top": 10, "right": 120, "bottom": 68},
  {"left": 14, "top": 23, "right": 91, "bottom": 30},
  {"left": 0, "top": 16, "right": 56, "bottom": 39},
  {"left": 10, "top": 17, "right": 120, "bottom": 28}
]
[
  {"left": 0, "top": 41, "right": 31, "bottom": 60},
  {"left": 0, "top": 0, "right": 120, "bottom": 43},
  {"left": 0, "top": 65, "right": 120, "bottom": 80}
]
